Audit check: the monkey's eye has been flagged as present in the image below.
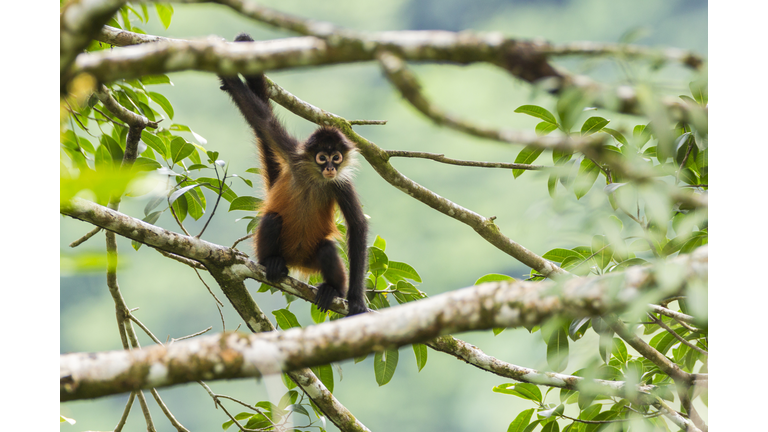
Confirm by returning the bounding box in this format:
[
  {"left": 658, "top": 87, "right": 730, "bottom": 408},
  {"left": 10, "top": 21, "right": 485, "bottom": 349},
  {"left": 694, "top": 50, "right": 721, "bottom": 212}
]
[
  {"left": 315, "top": 153, "right": 328, "bottom": 164},
  {"left": 331, "top": 152, "right": 343, "bottom": 164}
]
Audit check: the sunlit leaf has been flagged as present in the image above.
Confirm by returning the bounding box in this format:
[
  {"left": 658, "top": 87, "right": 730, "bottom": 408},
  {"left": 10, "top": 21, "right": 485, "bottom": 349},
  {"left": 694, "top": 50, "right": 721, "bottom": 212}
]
[
  {"left": 374, "top": 348, "right": 399, "bottom": 386},
  {"left": 514, "top": 105, "right": 558, "bottom": 125},
  {"left": 228, "top": 196, "right": 262, "bottom": 211},
  {"left": 474, "top": 273, "right": 515, "bottom": 285},
  {"left": 513, "top": 145, "right": 544, "bottom": 178},
  {"left": 412, "top": 343, "right": 427, "bottom": 372}
]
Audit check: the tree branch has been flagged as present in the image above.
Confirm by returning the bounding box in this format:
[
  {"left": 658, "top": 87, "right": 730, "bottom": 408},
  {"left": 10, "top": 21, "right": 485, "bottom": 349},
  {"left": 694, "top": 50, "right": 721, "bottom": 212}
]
[
  {"left": 60, "top": 233, "right": 706, "bottom": 400},
  {"left": 60, "top": 198, "right": 707, "bottom": 408},
  {"left": 81, "top": 22, "right": 699, "bottom": 119}
]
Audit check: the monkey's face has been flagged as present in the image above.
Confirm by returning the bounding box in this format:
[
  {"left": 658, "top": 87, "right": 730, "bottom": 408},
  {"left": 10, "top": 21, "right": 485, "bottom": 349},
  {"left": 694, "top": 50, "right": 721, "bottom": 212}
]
[{"left": 315, "top": 150, "right": 344, "bottom": 179}]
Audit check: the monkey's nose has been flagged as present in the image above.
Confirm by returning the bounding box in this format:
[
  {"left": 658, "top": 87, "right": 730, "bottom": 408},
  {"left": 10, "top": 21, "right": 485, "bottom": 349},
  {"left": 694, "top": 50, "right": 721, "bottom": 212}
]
[{"left": 323, "top": 167, "right": 337, "bottom": 179}]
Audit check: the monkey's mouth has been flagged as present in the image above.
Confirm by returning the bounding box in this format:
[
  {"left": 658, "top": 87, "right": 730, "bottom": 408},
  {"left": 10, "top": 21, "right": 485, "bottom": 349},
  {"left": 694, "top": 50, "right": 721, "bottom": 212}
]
[{"left": 323, "top": 170, "right": 337, "bottom": 179}]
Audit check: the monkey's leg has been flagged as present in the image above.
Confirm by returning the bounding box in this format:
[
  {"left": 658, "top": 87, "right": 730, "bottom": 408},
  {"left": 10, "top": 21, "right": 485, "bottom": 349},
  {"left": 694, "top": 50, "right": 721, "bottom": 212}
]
[
  {"left": 257, "top": 212, "right": 288, "bottom": 281},
  {"left": 313, "top": 239, "right": 347, "bottom": 312}
]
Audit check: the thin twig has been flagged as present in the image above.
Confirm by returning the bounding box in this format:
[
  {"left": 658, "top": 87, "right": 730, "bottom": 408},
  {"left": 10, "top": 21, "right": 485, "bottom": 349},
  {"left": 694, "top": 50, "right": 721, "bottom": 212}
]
[
  {"left": 197, "top": 381, "right": 262, "bottom": 432},
  {"left": 114, "top": 392, "right": 136, "bottom": 432},
  {"left": 194, "top": 268, "right": 225, "bottom": 307},
  {"left": 349, "top": 120, "right": 387, "bottom": 125},
  {"left": 232, "top": 233, "right": 255, "bottom": 249},
  {"left": 648, "top": 304, "right": 697, "bottom": 326},
  {"left": 196, "top": 163, "right": 227, "bottom": 238},
  {"left": 648, "top": 313, "right": 707, "bottom": 356},
  {"left": 171, "top": 326, "right": 213, "bottom": 344},
  {"left": 675, "top": 135, "right": 695, "bottom": 184},
  {"left": 150, "top": 389, "right": 190, "bottom": 432},
  {"left": 386, "top": 150, "right": 545, "bottom": 170},
  {"left": 155, "top": 248, "right": 208, "bottom": 270},
  {"left": 69, "top": 227, "right": 102, "bottom": 248},
  {"left": 127, "top": 313, "right": 163, "bottom": 345}
]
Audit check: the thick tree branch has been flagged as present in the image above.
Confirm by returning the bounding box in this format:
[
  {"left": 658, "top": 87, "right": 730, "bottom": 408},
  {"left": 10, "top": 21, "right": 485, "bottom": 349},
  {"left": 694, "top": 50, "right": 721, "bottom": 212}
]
[
  {"left": 81, "top": 23, "right": 699, "bottom": 120},
  {"left": 60, "top": 198, "right": 706, "bottom": 407},
  {"left": 60, "top": 226, "right": 706, "bottom": 401}
]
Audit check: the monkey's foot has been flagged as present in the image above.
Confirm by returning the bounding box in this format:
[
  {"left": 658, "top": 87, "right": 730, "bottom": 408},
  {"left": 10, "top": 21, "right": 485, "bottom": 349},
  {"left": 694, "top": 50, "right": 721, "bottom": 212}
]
[
  {"left": 262, "top": 256, "right": 288, "bottom": 281},
  {"left": 346, "top": 300, "right": 368, "bottom": 316},
  {"left": 315, "top": 282, "right": 342, "bottom": 312}
]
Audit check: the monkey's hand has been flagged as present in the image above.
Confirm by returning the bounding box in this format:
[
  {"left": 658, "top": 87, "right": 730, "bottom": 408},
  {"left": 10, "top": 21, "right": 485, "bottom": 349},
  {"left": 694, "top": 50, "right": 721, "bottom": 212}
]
[
  {"left": 262, "top": 256, "right": 288, "bottom": 281},
  {"left": 315, "top": 282, "right": 342, "bottom": 313}
]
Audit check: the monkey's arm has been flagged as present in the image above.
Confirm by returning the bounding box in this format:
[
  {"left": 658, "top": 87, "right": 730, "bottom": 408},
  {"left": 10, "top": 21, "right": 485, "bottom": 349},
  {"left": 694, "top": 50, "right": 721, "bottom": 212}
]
[
  {"left": 218, "top": 76, "right": 298, "bottom": 158},
  {"left": 335, "top": 181, "right": 369, "bottom": 315}
]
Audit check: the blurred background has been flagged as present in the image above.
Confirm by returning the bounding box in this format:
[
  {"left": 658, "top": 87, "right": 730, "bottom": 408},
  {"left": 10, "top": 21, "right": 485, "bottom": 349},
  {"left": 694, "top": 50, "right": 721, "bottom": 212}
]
[{"left": 60, "top": 0, "right": 707, "bottom": 430}]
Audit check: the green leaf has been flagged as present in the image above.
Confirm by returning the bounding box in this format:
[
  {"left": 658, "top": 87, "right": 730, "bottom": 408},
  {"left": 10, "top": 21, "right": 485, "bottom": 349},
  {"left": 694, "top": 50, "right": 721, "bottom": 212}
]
[
  {"left": 310, "top": 363, "right": 334, "bottom": 393},
  {"left": 633, "top": 124, "right": 651, "bottom": 147},
  {"left": 612, "top": 257, "right": 647, "bottom": 272},
  {"left": 650, "top": 328, "right": 687, "bottom": 355},
  {"left": 585, "top": 411, "right": 618, "bottom": 432},
  {"left": 507, "top": 408, "right": 535, "bottom": 432},
  {"left": 591, "top": 235, "right": 614, "bottom": 270},
  {"left": 155, "top": 3, "right": 173, "bottom": 29},
  {"left": 574, "top": 158, "right": 600, "bottom": 200},
  {"left": 689, "top": 78, "right": 708, "bottom": 106},
  {"left": 228, "top": 196, "right": 263, "bottom": 212},
  {"left": 523, "top": 420, "right": 542, "bottom": 432},
  {"left": 515, "top": 105, "right": 558, "bottom": 125},
  {"left": 184, "top": 192, "right": 204, "bottom": 221},
  {"left": 579, "top": 404, "right": 601, "bottom": 421},
  {"left": 168, "top": 183, "right": 204, "bottom": 206},
  {"left": 547, "top": 173, "right": 558, "bottom": 198},
  {"left": 556, "top": 88, "right": 591, "bottom": 132},
  {"left": 541, "top": 421, "right": 560, "bottom": 432},
  {"left": 394, "top": 280, "right": 420, "bottom": 296},
  {"left": 547, "top": 327, "right": 569, "bottom": 372},
  {"left": 169, "top": 137, "right": 195, "bottom": 163},
  {"left": 492, "top": 383, "right": 542, "bottom": 402},
  {"left": 535, "top": 121, "right": 558, "bottom": 136},
  {"left": 542, "top": 248, "right": 584, "bottom": 264},
  {"left": 474, "top": 273, "right": 515, "bottom": 285},
  {"left": 272, "top": 309, "right": 301, "bottom": 330},
  {"left": 100, "top": 134, "right": 124, "bottom": 162},
  {"left": 309, "top": 304, "right": 327, "bottom": 324},
  {"left": 580, "top": 116, "right": 609, "bottom": 136},
  {"left": 170, "top": 123, "right": 208, "bottom": 145},
  {"left": 148, "top": 91, "right": 174, "bottom": 119},
  {"left": 539, "top": 404, "right": 565, "bottom": 419},
  {"left": 368, "top": 247, "right": 389, "bottom": 279},
  {"left": 601, "top": 127, "right": 628, "bottom": 146},
  {"left": 383, "top": 261, "right": 422, "bottom": 283},
  {"left": 131, "top": 157, "right": 162, "bottom": 172},
  {"left": 611, "top": 338, "right": 628, "bottom": 364},
  {"left": 568, "top": 317, "right": 590, "bottom": 341},
  {"left": 141, "top": 74, "right": 172, "bottom": 85},
  {"left": 513, "top": 145, "right": 545, "bottom": 178},
  {"left": 412, "top": 343, "right": 428, "bottom": 372},
  {"left": 198, "top": 177, "right": 238, "bottom": 202},
  {"left": 374, "top": 348, "right": 399, "bottom": 386},
  {"left": 373, "top": 235, "right": 386, "bottom": 251},
  {"left": 140, "top": 130, "right": 167, "bottom": 158}
]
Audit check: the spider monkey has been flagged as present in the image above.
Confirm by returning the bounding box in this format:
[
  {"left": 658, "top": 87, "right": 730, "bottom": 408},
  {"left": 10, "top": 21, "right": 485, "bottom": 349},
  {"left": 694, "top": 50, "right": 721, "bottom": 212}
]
[{"left": 218, "top": 33, "right": 369, "bottom": 316}]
